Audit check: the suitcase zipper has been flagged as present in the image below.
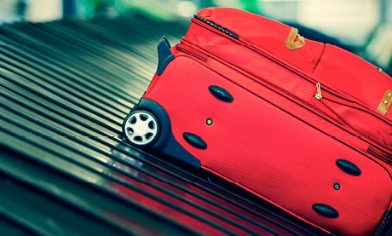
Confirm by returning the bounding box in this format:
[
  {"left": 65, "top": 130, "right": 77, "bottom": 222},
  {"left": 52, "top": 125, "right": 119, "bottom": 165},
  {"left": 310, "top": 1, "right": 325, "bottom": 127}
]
[
  {"left": 190, "top": 16, "right": 392, "bottom": 155},
  {"left": 177, "top": 42, "right": 387, "bottom": 129},
  {"left": 176, "top": 42, "right": 392, "bottom": 161},
  {"left": 176, "top": 43, "right": 356, "bottom": 132},
  {"left": 194, "top": 15, "right": 239, "bottom": 40},
  {"left": 368, "top": 147, "right": 392, "bottom": 166},
  {"left": 192, "top": 15, "right": 391, "bottom": 123},
  {"left": 176, "top": 43, "right": 321, "bottom": 114},
  {"left": 315, "top": 82, "right": 323, "bottom": 100}
]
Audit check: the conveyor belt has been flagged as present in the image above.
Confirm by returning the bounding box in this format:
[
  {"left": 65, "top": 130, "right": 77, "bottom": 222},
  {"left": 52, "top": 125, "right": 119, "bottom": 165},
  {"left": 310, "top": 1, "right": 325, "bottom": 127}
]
[{"left": 0, "top": 15, "right": 337, "bottom": 235}]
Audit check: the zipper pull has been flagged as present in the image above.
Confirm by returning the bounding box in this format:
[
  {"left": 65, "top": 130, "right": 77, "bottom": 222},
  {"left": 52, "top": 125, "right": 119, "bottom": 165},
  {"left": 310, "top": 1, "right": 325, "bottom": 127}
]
[{"left": 315, "top": 82, "right": 323, "bottom": 100}]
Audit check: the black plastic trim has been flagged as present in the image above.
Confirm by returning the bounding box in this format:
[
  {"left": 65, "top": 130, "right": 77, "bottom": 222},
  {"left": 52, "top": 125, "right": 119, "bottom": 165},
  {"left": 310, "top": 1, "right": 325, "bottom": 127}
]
[
  {"left": 132, "top": 99, "right": 201, "bottom": 168},
  {"left": 183, "top": 132, "right": 207, "bottom": 150},
  {"left": 209, "top": 85, "right": 233, "bottom": 103},
  {"left": 373, "top": 209, "right": 392, "bottom": 236},
  {"left": 336, "top": 159, "right": 361, "bottom": 176},
  {"left": 312, "top": 204, "right": 339, "bottom": 219},
  {"left": 156, "top": 37, "right": 175, "bottom": 75}
]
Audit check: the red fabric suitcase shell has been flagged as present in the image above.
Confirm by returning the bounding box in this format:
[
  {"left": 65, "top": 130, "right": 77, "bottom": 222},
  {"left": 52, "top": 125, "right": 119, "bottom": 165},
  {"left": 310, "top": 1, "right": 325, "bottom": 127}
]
[
  {"left": 143, "top": 55, "right": 391, "bottom": 236},
  {"left": 124, "top": 7, "right": 392, "bottom": 236}
]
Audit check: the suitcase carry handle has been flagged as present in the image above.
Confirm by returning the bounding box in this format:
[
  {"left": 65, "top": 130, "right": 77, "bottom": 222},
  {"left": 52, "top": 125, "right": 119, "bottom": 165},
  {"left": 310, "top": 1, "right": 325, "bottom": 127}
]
[
  {"left": 285, "top": 27, "right": 305, "bottom": 51},
  {"left": 377, "top": 90, "right": 392, "bottom": 115}
]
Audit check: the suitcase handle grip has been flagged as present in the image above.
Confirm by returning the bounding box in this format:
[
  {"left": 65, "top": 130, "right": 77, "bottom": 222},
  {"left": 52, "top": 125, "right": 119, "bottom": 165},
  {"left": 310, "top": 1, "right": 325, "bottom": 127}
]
[{"left": 285, "top": 27, "right": 305, "bottom": 50}]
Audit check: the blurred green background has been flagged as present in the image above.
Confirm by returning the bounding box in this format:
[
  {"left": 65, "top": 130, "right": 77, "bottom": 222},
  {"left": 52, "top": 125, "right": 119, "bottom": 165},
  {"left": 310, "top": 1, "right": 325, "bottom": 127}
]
[{"left": 1, "top": 0, "right": 391, "bottom": 73}]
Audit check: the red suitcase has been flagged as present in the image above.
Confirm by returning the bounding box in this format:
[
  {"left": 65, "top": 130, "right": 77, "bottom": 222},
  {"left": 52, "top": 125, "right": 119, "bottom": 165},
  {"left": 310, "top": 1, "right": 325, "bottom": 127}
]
[{"left": 123, "top": 8, "right": 392, "bottom": 236}]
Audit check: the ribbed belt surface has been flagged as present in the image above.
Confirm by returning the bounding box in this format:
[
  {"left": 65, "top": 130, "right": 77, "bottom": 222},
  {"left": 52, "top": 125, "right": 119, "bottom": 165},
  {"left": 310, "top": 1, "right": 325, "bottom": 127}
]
[{"left": 0, "top": 16, "right": 328, "bottom": 235}]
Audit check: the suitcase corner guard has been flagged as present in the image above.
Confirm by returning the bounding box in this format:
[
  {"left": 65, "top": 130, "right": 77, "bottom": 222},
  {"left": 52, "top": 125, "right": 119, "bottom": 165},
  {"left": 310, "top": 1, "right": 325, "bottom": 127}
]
[
  {"left": 156, "top": 37, "right": 175, "bottom": 76},
  {"left": 123, "top": 98, "right": 201, "bottom": 168}
]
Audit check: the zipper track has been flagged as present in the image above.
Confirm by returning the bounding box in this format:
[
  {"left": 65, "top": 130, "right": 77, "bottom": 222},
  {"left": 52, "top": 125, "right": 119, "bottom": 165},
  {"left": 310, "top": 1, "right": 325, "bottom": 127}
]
[
  {"left": 176, "top": 43, "right": 346, "bottom": 130},
  {"left": 368, "top": 148, "right": 392, "bottom": 166},
  {"left": 187, "top": 16, "right": 392, "bottom": 159},
  {"left": 176, "top": 44, "right": 392, "bottom": 166},
  {"left": 192, "top": 16, "right": 391, "bottom": 126},
  {"left": 194, "top": 15, "right": 239, "bottom": 40},
  {"left": 176, "top": 44, "right": 356, "bottom": 135}
]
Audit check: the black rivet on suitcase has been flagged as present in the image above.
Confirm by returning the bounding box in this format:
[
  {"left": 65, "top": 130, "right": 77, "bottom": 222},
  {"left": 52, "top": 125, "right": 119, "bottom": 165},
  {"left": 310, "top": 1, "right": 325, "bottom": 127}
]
[
  {"left": 336, "top": 159, "right": 361, "bottom": 176},
  {"left": 209, "top": 85, "right": 233, "bottom": 103},
  {"left": 312, "top": 204, "right": 339, "bottom": 218},
  {"left": 183, "top": 132, "right": 207, "bottom": 150},
  {"left": 333, "top": 183, "right": 340, "bottom": 190}
]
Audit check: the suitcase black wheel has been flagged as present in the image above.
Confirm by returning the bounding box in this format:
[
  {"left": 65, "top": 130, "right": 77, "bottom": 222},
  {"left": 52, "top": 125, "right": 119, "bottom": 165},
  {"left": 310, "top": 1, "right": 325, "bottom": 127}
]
[{"left": 123, "top": 110, "right": 160, "bottom": 147}]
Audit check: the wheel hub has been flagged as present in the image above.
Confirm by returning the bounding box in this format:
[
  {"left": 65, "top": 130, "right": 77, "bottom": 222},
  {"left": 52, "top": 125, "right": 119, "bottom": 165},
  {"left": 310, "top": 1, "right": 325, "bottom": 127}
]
[{"left": 124, "top": 111, "right": 158, "bottom": 146}]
